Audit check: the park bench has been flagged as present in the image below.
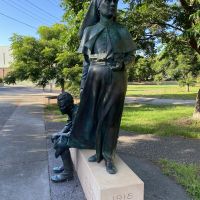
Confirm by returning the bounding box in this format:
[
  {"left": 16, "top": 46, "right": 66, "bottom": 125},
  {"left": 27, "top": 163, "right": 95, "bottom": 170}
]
[{"left": 45, "top": 95, "right": 58, "bottom": 104}]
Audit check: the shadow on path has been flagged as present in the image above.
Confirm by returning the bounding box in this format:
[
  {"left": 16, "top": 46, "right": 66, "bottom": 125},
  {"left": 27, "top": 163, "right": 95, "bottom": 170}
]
[{"left": 118, "top": 130, "right": 200, "bottom": 164}]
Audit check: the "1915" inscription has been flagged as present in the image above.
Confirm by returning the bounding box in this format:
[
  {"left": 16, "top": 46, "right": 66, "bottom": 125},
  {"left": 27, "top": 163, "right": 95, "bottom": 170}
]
[{"left": 113, "top": 193, "right": 134, "bottom": 200}]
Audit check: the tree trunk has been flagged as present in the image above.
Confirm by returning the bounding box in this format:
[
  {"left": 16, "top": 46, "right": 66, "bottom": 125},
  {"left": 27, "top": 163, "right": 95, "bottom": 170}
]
[
  {"left": 50, "top": 83, "right": 53, "bottom": 92},
  {"left": 61, "top": 84, "right": 65, "bottom": 93},
  {"left": 60, "top": 79, "right": 65, "bottom": 93},
  {"left": 193, "top": 89, "right": 200, "bottom": 119},
  {"left": 187, "top": 84, "right": 190, "bottom": 92}
]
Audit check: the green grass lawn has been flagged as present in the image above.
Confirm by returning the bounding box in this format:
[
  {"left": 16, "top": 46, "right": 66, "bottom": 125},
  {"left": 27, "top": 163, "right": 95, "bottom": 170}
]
[
  {"left": 160, "top": 159, "right": 200, "bottom": 200},
  {"left": 121, "top": 104, "right": 200, "bottom": 138},
  {"left": 46, "top": 103, "right": 200, "bottom": 138},
  {"left": 126, "top": 84, "right": 199, "bottom": 100}
]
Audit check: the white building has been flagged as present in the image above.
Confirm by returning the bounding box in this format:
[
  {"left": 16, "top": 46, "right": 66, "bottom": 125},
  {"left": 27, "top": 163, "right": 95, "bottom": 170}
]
[
  {"left": 0, "top": 46, "right": 13, "bottom": 78},
  {"left": 0, "top": 46, "right": 13, "bottom": 68}
]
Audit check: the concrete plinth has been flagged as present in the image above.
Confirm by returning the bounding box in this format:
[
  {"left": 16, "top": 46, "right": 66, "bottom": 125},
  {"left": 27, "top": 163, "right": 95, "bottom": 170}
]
[{"left": 70, "top": 149, "right": 144, "bottom": 200}]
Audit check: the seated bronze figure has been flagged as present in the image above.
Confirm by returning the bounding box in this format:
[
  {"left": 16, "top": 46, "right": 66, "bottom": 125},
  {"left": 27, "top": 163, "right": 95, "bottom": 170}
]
[{"left": 51, "top": 92, "right": 77, "bottom": 182}]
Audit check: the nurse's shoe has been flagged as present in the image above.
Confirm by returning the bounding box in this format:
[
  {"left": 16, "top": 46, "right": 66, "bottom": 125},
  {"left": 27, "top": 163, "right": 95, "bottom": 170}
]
[
  {"left": 88, "top": 154, "right": 97, "bottom": 162},
  {"left": 105, "top": 159, "right": 117, "bottom": 174}
]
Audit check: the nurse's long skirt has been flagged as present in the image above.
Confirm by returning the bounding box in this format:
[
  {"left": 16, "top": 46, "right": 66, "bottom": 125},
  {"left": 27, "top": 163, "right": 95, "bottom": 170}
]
[{"left": 68, "top": 63, "right": 127, "bottom": 162}]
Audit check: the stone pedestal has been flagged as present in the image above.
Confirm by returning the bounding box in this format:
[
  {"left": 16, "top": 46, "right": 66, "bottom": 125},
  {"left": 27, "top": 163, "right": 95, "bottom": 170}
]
[{"left": 70, "top": 149, "right": 144, "bottom": 200}]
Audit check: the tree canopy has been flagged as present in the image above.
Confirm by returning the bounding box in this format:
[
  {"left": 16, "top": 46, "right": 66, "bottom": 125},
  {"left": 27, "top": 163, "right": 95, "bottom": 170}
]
[
  {"left": 123, "top": 0, "right": 200, "bottom": 55},
  {"left": 6, "top": 24, "right": 68, "bottom": 90}
]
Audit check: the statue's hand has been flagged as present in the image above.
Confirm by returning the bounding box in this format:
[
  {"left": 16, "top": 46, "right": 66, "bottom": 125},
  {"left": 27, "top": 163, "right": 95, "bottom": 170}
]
[
  {"left": 110, "top": 62, "right": 125, "bottom": 71},
  {"left": 54, "top": 134, "right": 69, "bottom": 158},
  {"left": 51, "top": 131, "right": 71, "bottom": 143},
  {"left": 58, "top": 132, "right": 71, "bottom": 137},
  {"left": 51, "top": 132, "right": 62, "bottom": 143}
]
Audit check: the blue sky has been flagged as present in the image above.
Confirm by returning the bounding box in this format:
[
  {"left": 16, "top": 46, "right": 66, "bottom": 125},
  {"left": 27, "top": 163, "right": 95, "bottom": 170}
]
[{"left": 0, "top": 0, "right": 127, "bottom": 46}]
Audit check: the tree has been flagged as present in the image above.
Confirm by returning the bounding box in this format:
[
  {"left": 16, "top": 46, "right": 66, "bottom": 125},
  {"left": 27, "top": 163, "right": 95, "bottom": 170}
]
[
  {"left": 60, "top": 0, "right": 88, "bottom": 15},
  {"left": 37, "top": 24, "right": 67, "bottom": 91},
  {"left": 178, "top": 72, "right": 196, "bottom": 92},
  {"left": 175, "top": 53, "right": 200, "bottom": 92},
  {"left": 152, "top": 46, "right": 200, "bottom": 91},
  {"left": 8, "top": 34, "right": 43, "bottom": 83},
  {"left": 3, "top": 71, "right": 16, "bottom": 85},
  {"left": 6, "top": 24, "right": 69, "bottom": 91},
  {"left": 56, "top": 0, "right": 90, "bottom": 94},
  {"left": 123, "top": 0, "right": 200, "bottom": 55},
  {"left": 0, "top": 77, "right": 3, "bottom": 84},
  {"left": 133, "top": 56, "right": 155, "bottom": 82}
]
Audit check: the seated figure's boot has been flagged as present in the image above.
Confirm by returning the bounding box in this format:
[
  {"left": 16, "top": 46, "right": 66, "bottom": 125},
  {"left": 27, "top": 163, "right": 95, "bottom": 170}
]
[
  {"left": 51, "top": 148, "right": 74, "bottom": 183},
  {"left": 53, "top": 165, "right": 64, "bottom": 174},
  {"left": 105, "top": 159, "right": 117, "bottom": 174},
  {"left": 88, "top": 154, "right": 97, "bottom": 162},
  {"left": 51, "top": 172, "right": 73, "bottom": 183}
]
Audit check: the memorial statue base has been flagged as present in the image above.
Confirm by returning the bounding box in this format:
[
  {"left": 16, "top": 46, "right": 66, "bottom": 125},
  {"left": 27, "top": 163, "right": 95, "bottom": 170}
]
[{"left": 70, "top": 149, "right": 144, "bottom": 200}]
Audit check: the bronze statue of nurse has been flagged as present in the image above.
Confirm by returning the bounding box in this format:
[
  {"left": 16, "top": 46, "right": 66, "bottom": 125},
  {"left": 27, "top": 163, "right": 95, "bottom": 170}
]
[
  {"left": 69, "top": 0, "right": 136, "bottom": 173},
  {"left": 51, "top": 0, "right": 136, "bottom": 182}
]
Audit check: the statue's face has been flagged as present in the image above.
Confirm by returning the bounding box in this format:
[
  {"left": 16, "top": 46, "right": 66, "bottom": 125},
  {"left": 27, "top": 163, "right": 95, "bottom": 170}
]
[
  {"left": 99, "top": 0, "right": 118, "bottom": 19},
  {"left": 58, "top": 99, "right": 68, "bottom": 114},
  {"left": 57, "top": 93, "right": 73, "bottom": 115}
]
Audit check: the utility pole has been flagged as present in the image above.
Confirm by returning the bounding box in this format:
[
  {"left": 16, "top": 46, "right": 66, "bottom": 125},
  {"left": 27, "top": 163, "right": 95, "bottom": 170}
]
[{"left": 3, "top": 52, "right": 5, "bottom": 86}]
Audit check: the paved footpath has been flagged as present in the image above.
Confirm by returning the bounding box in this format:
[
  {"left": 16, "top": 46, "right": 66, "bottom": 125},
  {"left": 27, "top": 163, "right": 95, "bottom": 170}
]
[
  {"left": 0, "top": 86, "right": 193, "bottom": 200},
  {"left": 0, "top": 86, "right": 50, "bottom": 200},
  {"left": 0, "top": 86, "right": 84, "bottom": 200},
  {"left": 125, "top": 97, "right": 195, "bottom": 105}
]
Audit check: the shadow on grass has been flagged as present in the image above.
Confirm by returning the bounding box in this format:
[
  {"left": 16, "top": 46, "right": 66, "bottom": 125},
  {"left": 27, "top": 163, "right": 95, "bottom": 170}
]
[{"left": 121, "top": 104, "right": 200, "bottom": 138}]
